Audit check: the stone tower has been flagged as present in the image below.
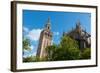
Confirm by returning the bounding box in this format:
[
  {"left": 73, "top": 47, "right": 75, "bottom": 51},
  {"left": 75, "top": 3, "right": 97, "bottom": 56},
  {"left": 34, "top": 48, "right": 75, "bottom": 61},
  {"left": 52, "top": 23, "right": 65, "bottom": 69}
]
[{"left": 36, "top": 17, "right": 52, "bottom": 59}]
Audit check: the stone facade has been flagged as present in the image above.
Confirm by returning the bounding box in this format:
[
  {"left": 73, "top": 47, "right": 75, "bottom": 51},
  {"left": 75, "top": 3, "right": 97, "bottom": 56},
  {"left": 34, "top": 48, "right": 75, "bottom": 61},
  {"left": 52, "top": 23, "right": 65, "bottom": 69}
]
[
  {"left": 36, "top": 18, "right": 52, "bottom": 59},
  {"left": 63, "top": 21, "right": 91, "bottom": 50}
]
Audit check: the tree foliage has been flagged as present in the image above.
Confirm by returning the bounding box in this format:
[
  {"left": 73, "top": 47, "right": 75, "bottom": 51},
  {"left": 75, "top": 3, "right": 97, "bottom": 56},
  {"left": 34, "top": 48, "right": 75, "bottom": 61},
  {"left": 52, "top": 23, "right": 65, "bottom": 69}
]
[
  {"left": 60, "top": 36, "right": 79, "bottom": 49},
  {"left": 45, "top": 44, "right": 57, "bottom": 61},
  {"left": 23, "top": 38, "right": 31, "bottom": 61},
  {"left": 23, "top": 36, "right": 91, "bottom": 62},
  {"left": 45, "top": 36, "right": 80, "bottom": 61},
  {"left": 23, "top": 38, "right": 31, "bottom": 50},
  {"left": 23, "top": 56, "right": 37, "bottom": 62},
  {"left": 81, "top": 48, "right": 91, "bottom": 59}
]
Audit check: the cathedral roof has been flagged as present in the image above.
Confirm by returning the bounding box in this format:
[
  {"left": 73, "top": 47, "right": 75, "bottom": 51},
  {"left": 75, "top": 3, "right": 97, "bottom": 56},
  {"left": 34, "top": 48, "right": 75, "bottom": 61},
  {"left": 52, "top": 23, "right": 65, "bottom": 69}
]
[{"left": 64, "top": 21, "right": 91, "bottom": 39}]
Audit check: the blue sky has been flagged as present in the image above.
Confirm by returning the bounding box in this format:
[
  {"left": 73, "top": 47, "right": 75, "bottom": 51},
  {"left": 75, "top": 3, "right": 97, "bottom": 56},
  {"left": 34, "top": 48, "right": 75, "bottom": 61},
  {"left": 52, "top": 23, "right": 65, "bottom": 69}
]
[{"left": 22, "top": 10, "right": 91, "bottom": 57}]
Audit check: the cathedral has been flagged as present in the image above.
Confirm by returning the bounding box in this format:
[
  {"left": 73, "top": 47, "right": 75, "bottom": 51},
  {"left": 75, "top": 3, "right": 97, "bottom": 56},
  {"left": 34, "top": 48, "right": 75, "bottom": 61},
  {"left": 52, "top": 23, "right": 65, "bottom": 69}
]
[
  {"left": 63, "top": 21, "right": 91, "bottom": 50},
  {"left": 36, "top": 18, "right": 91, "bottom": 59},
  {"left": 36, "top": 18, "right": 53, "bottom": 59}
]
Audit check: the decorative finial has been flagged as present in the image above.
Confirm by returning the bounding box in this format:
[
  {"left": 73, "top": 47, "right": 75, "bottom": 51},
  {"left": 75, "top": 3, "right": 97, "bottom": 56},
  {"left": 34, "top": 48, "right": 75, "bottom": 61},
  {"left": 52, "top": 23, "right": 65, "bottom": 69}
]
[
  {"left": 77, "top": 20, "right": 81, "bottom": 26},
  {"left": 45, "top": 17, "right": 51, "bottom": 30},
  {"left": 72, "top": 27, "right": 74, "bottom": 30},
  {"left": 45, "top": 17, "right": 51, "bottom": 26},
  {"left": 84, "top": 28, "right": 86, "bottom": 34},
  {"left": 47, "top": 17, "right": 50, "bottom": 24},
  {"left": 76, "top": 20, "right": 81, "bottom": 29}
]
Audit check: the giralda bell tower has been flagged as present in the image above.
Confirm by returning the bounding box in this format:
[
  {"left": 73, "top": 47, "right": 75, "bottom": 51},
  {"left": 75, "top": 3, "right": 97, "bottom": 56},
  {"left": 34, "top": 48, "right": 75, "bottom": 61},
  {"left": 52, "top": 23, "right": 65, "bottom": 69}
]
[{"left": 36, "top": 17, "right": 52, "bottom": 59}]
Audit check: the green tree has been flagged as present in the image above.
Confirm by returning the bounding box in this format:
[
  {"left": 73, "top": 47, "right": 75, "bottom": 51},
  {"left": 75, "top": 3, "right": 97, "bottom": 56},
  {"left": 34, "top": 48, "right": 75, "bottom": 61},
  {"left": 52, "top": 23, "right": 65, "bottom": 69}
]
[
  {"left": 23, "top": 38, "right": 31, "bottom": 50},
  {"left": 45, "top": 36, "right": 80, "bottom": 61},
  {"left": 59, "top": 36, "right": 80, "bottom": 60},
  {"left": 60, "top": 36, "right": 79, "bottom": 49},
  {"left": 81, "top": 48, "right": 91, "bottom": 59},
  {"left": 23, "top": 38, "right": 31, "bottom": 59},
  {"left": 53, "top": 36, "right": 80, "bottom": 60},
  {"left": 45, "top": 44, "right": 57, "bottom": 61},
  {"left": 23, "top": 56, "right": 37, "bottom": 62}
]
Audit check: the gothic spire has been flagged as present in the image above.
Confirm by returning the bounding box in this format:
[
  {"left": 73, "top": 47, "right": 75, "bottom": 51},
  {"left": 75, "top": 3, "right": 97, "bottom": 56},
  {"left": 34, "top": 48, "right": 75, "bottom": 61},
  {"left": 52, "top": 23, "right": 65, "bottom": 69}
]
[
  {"left": 45, "top": 17, "right": 51, "bottom": 30},
  {"left": 47, "top": 17, "right": 50, "bottom": 24},
  {"left": 46, "top": 17, "right": 50, "bottom": 25},
  {"left": 76, "top": 20, "right": 81, "bottom": 29}
]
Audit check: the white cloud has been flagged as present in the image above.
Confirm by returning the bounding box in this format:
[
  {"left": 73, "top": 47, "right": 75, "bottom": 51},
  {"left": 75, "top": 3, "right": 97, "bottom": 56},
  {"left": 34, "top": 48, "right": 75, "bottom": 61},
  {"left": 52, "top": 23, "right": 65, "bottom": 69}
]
[
  {"left": 27, "top": 29, "right": 43, "bottom": 41},
  {"left": 24, "top": 49, "right": 29, "bottom": 53},
  {"left": 23, "top": 27, "right": 29, "bottom": 32},
  {"left": 51, "top": 40, "right": 54, "bottom": 45},
  {"left": 30, "top": 45, "right": 35, "bottom": 50},
  {"left": 23, "top": 45, "right": 34, "bottom": 52},
  {"left": 54, "top": 32, "right": 59, "bottom": 36}
]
